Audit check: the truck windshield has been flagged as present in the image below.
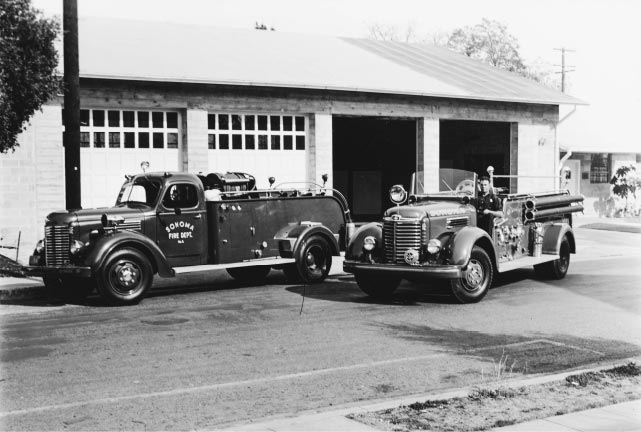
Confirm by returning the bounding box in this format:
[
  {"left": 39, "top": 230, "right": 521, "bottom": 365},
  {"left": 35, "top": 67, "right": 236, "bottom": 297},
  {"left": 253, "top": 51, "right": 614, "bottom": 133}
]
[
  {"left": 412, "top": 169, "right": 478, "bottom": 197},
  {"left": 116, "top": 178, "right": 162, "bottom": 207}
]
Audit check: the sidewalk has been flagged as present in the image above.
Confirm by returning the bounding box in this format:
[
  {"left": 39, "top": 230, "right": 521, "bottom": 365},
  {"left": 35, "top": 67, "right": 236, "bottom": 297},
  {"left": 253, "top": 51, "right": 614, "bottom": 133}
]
[
  {"left": 225, "top": 401, "right": 641, "bottom": 431},
  {"left": 221, "top": 361, "right": 641, "bottom": 431},
  {"left": 219, "top": 358, "right": 641, "bottom": 431}
]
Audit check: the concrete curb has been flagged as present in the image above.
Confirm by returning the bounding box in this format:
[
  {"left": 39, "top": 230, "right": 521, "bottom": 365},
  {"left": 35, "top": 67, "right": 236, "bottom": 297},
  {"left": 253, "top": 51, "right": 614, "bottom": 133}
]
[
  {"left": 220, "top": 356, "right": 641, "bottom": 431},
  {"left": 0, "top": 277, "right": 45, "bottom": 301}
]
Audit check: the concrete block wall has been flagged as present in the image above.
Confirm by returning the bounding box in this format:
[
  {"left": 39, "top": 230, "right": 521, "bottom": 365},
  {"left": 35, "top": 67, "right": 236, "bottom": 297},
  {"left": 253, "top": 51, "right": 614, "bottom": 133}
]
[
  {"left": 0, "top": 104, "right": 64, "bottom": 264},
  {"left": 517, "top": 123, "right": 557, "bottom": 192},
  {"left": 308, "top": 113, "right": 333, "bottom": 190},
  {"left": 183, "top": 109, "right": 208, "bottom": 174},
  {"left": 417, "top": 118, "right": 440, "bottom": 192}
]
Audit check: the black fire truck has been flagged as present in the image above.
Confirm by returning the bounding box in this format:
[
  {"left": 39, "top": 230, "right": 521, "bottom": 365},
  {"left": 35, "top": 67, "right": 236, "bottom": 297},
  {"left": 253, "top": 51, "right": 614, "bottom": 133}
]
[
  {"left": 343, "top": 168, "right": 583, "bottom": 303},
  {"left": 25, "top": 171, "right": 351, "bottom": 305}
]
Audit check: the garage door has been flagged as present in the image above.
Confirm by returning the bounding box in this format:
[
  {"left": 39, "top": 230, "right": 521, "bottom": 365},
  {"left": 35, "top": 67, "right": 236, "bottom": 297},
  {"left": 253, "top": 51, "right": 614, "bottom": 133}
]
[
  {"left": 207, "top": 113, "right": 307, "bottom": 190},
  {"left": 79, "top": 109, "right": 181, "bottom": 208}
]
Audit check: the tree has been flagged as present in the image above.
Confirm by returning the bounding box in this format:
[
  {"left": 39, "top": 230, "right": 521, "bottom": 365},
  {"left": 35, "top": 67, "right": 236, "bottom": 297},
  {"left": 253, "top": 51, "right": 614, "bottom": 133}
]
[
  {"left": 610, "top": 165, "right": 640, "bottom": 216},
  {"left": 0, "top": 0, "right": 60, "bottom": 153},
  {"left": 367, "top": 18, "right": 558, "bottom": 88},
  {"left": 447, "top": 19, "right": 526, "bottom": 73}
]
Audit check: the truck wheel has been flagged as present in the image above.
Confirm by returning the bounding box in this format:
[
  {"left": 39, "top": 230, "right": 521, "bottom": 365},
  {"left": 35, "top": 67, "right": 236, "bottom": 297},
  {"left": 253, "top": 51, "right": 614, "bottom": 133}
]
[
  {"left": 450, "top": 246, "right": 492, "bottom": 303},
  {"left": 534, "top": 235, "right": 570, "bottom": 280},
  {"left": 226, "top": 266, "right": 270, "bottom": 284},
  {"left": 97, "top": 248, "right": 152, "bottom": 305},
  {"left": 285, "top": 235, "right": 332, "bottom": 284},
  {"left": 355, "top": 272, "right": 400, "bottom": 299},
  {"left": 44, "top": 276, "right": 95, "bottom": 301}
]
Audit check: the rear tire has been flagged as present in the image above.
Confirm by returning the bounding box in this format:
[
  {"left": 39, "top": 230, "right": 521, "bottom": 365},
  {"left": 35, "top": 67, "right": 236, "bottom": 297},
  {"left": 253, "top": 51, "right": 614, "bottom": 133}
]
[
  {"left": 355, "top": 272, "right": 400, "bottom": 299},
  {"left": 534, "top": 235, "right": 570, "bottom": 279},
  {"left": 450, "top": 246, "right": 492, "bottom": 303},
  {"left": 226, "top": 266, "right": 270, "bottom": 284},
  {"left": 97, "top": 248, "right": 153, "bottom": 305},
  {"left": 284, "top": 235, "right": 332, "bottom": 284}
]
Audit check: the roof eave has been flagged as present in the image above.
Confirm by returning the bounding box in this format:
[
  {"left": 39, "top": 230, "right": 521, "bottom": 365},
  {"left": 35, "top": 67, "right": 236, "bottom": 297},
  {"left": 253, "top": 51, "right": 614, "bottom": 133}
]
[{"left": 80, "top": 73, "right": 588, "bottom": 107}]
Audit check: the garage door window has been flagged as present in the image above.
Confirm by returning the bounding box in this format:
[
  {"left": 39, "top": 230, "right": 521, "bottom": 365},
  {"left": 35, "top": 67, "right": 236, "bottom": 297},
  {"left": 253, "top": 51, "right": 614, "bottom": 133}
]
[
  {"left": 207, "top": 113, "right": 306, "bottom": 151},
  {"left": 78, "top": 109, "right": 181, "bottom": 149}
]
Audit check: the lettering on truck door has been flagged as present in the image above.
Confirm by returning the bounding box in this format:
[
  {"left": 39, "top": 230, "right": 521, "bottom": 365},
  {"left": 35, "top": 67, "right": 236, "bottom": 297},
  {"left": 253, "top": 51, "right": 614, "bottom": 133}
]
[{"left": 156, "top": 183, "right": 206, "bottom": 266}]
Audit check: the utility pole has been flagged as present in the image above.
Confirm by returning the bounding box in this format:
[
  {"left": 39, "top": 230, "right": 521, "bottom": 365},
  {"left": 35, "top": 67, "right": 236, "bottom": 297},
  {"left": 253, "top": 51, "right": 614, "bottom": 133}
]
[
  {"left": 554, "top": 47, "right": 576, "bottom": 93},
  {"left": 63, "top": 0, "right": 81, "bottom": 210}
]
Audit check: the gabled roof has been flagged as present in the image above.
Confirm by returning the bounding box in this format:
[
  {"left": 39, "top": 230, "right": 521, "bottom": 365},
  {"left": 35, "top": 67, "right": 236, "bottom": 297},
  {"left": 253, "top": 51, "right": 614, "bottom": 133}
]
[{"left": 78, "top": 17, "right": 585, "bottom": 106}]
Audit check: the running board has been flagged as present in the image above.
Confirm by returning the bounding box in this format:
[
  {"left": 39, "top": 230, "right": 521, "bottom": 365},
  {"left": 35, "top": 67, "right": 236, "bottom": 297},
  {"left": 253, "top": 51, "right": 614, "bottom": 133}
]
[
  {"left": 497, "top": 254, "right": 560, "bottom": 273},
  {"left": 173, "top": 257, "right": 296, "bottom": 275}
]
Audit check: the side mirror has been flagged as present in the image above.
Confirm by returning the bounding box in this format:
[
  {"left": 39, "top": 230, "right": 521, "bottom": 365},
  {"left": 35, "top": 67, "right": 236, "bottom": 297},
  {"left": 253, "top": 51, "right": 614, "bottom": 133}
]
[
  {"left": 268, "top": 177, "right": 276, "bottom": 188},
  {"left": 174, "top": 207, "right": 182, "bottom": 216}
]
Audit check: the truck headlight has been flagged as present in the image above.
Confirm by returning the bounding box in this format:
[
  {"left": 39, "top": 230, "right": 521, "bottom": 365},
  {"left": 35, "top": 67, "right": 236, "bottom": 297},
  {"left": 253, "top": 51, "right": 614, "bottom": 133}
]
[
  {"left": 35, "top": 239, "right": 45, "bottom": 254},
  {"left": 427, "top": 239, "right": 442, "bottom": 254},
  {"left": 363, "top": 236, "right": 377, "bottom": 252},
  {"left": 389, "top": 185, "right": 407, "bottom": 204},
  {"left": 70, "top": 240, "right": 85, "bottom": 255}
]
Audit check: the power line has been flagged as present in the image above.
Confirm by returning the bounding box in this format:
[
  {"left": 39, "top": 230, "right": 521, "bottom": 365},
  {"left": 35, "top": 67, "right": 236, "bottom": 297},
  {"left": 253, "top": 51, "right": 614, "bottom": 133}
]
[{"left": 554, "top": 47, "right": 576, "bottom": 92}]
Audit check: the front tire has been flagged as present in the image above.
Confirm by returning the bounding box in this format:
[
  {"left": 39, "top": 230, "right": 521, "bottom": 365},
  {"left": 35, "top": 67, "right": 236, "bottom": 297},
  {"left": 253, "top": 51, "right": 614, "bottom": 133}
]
[
  {"left": 355, "top": 272, "right": 400, "bottom": 299},
  {"left": 284, "top": 235, "right": 332, "bottom": 284},
  {"left": 450, "top": 246, "right": 493, "bottom": 303},
  {"left": 97, "top": 248, "right": 153, "bottom": 305},
  {"left": 534, "top": 235, "right": 570, "bottom": 279},
  {"left": 226, "top": 266, "right": 271, "bottom": 284}
]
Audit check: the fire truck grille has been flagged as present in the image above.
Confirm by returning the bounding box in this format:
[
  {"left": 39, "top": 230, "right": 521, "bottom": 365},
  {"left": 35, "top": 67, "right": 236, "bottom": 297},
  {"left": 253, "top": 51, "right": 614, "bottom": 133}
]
[
  {"left": 45, "top": 226, "right": 71, "bottom": 266},
  {"left": 383, "top": 219, "right": 422, "bottom": 264}
]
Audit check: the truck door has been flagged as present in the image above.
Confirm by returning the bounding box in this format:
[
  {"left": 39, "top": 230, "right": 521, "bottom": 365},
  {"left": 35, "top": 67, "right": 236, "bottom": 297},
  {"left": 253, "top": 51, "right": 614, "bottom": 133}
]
[{"left": 157, "top": 182, "right": 206, "bottom": 266}]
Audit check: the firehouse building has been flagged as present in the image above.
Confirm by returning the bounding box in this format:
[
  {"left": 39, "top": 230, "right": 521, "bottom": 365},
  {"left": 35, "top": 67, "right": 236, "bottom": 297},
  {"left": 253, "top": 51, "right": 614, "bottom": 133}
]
[{"left": 1, "top": 17, "right": 584, "bottom": 262}]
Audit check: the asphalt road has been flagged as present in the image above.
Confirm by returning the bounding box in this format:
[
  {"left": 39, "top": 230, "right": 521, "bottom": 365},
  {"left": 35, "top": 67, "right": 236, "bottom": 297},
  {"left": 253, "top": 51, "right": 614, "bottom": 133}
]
[{"left": 1, "top": 227, "right": 640, "bottom": 431}]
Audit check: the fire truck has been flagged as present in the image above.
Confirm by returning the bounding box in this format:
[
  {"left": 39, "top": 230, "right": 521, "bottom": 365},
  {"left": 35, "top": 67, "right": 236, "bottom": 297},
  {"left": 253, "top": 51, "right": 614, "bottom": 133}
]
[
  {"left": 343, "top": 168, "right": 583, "bottom": 303},
  {"left": 25, "top": 171, "right": 351, "bottom": 305}
]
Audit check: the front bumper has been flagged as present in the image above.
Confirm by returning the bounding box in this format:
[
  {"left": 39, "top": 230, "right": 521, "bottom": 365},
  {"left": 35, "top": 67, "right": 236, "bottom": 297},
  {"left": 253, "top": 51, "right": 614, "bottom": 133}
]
[
  {"left": 23, "top": 265, "right": 92, "bottom": 278},
  {"left": 343, "top": 260, "right": 462, "bottom": 280}
]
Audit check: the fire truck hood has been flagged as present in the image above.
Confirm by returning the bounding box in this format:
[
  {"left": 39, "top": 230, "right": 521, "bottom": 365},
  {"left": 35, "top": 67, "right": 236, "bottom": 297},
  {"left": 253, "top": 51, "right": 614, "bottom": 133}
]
[
  {"left": 384, "top": 201, "right": 470, "bottom": 219},
  {"left": 74, "top": 206, "right": 145, "bottom": 223},
  {"left": 46, "top": 210, "right": 79, "bottom": 225}
]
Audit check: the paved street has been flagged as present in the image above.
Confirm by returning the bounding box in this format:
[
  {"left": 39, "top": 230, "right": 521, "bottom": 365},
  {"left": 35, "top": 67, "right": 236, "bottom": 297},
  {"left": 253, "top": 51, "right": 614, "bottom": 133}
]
[{"left": 1, "top": 226, "right": 640, "bottom": 431}]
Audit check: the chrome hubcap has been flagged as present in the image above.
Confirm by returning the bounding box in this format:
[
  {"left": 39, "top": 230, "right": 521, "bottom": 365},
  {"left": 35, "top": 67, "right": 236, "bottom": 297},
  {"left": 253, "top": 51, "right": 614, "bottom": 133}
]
[
  {"left": 115, "top": 262, "right": 139, "bottom": 288},
  {"left": 464, "top": 259, "right": 484, "bottom": 289}
]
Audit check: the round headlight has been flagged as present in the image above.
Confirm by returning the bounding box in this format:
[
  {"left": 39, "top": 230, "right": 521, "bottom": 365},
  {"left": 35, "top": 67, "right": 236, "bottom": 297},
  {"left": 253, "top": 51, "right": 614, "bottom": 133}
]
[
  {"left": 35, "top": 239, "right": 45, "bottom": 254},
  {"left": 389, "top": 185, "right": 407, "bottom": 204},
  {"left": 70, "top": 240, "right": 85, "bottom": 255},
  {"left": 427, "top": 239, "right": 442, "bottom": 254},
  {"left": 363, "top": 236, "right": 377, "bottom": 252}
]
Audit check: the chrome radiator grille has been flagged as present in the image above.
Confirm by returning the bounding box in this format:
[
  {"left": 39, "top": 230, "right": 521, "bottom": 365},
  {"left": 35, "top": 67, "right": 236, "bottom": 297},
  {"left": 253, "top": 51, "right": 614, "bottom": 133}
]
[
  {"left": 45, "top": 225, "right": 71, "bottom": 266},
  {"left": 383, "top": 218, "right": 422, "bottom": 263}
]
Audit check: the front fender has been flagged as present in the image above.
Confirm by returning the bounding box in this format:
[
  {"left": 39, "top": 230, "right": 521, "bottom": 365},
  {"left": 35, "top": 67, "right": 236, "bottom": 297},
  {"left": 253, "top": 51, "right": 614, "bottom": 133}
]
[
  {"left": 542, "top": 223, "right": 576, "bottom": 254},
  {"left": 345, "top": 222, "right": 383, "bottom": 262},
  {"left": 84, "top": 231, "right": 174, "bottom": 277},
  {"left": 446, "top": 226, "right": 495, "bottom": 266}
]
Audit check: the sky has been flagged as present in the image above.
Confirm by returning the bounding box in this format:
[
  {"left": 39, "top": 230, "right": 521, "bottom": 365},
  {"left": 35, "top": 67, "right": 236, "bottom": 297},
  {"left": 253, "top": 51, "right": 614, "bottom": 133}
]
[{"left": 31, "top": 0, "right": 641, "bottom": 153}]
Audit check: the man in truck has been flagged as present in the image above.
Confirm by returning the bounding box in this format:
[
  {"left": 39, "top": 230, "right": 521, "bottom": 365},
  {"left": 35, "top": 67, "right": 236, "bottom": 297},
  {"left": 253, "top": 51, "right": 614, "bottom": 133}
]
[{"left": 477, "top": 175, "right": 503, "bottom": 233}]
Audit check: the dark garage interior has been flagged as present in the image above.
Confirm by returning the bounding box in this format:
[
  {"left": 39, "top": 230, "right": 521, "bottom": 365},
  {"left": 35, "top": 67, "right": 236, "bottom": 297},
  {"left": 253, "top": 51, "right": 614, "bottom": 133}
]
[
  {"left": 333, "top": 117, "right": 416, "bottom": 221},
  {"left": 440, "top": 120, "right": 512, "bottom": 189}
]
